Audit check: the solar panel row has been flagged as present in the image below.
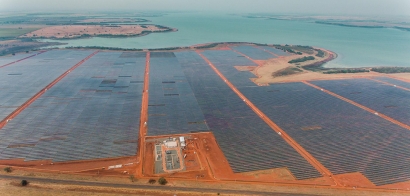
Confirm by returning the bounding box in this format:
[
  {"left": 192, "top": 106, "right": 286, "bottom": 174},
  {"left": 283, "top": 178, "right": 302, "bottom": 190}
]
[
  {"left": 148, "top": 54, "right": 209, "bottom": 136},
  {"left": 231, "top": 45, "right": 276, "bottom": 60},
  {"left": 240, "top": 82, "right": 410, "bottom": 186},
  {"left": 0, "top": 51, "right": 144, "bottom": 162},
  {"left": 0, "top": 52, "right": 39, "bottom": 67},
  {"left": 0, "top": 50, "right": 95, "bottom": 121},
  {"left": 201, "top": 50, "right": 257, "bottom": 88},
  {"left": 311, "top": 79, "right": 410, "bottom": 126},
  {"left": 373, "top": 77, "right": 410, "bottom": 91},
  {"left": 260, "top": 46, "right": 292, "bottom": 56},
  {"left": 175, "top": 51, "right": 322, "bottom": 180}
]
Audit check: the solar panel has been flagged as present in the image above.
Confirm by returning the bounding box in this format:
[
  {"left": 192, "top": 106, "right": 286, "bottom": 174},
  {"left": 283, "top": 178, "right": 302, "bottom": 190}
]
[
  {"left": 374, "top": 77, "right": 410, "bottom": 90},
  {"left": 260, "top": 46, "right": 292, "bottom": 56},
  {"left": 175, "top": 51, "right": 322, "bottom": 180},
  {"left": 0, "top": 51, "right": 145, "bottom": 162},
  {"left": 241, "top": 82, "right": 410, "bottom": 185},
  {"left": 147, "top": 55, "right": 209, "bottom": 136},
  {"left": 231, "top": 45, "right": 276, "bottom": 60},
  {"left": 311, "top": 79, "right": 410, "bottom": 126}
]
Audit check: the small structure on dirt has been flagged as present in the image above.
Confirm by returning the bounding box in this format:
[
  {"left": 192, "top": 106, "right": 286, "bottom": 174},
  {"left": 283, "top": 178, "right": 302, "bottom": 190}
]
[
  {"left": 164, "top": 140, "right": 177, "bottom": 148},
  {"left": 180, "top": 136, "right": 186, "bottom": 148}
]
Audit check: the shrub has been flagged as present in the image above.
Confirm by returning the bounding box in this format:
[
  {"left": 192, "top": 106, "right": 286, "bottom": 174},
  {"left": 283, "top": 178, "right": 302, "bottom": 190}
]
[
  {"left": 316, "top": 49, "right": 325, "bottom": 57},
  {"left": 158, "top": 177, "right": 167, "bottom": 185},
  {"left": 21, "top": 180, "right": 28, "bottom": 186},
  {"left": 148, "top": 179, "right": 156, "bottom": 184},
  {"left": 371, "top": 67, "right": 410, "bottom": 73},
  {"left": 323, "top": 69, "right": 369, "bottom": 74},
  {"left": 3, "top": 167, "right": 12, "bottom": 173},
  {"left": 288, "top": 56, "right": 315, "bottom": 64},
  {"left": 129, "top": 175, "right": 135, "bottom": 182}
]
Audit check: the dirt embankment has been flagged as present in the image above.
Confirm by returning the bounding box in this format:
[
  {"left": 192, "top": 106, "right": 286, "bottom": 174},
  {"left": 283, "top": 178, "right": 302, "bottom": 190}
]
[{"left": 21, "top": 25, "right": 176, "bottom": 39}]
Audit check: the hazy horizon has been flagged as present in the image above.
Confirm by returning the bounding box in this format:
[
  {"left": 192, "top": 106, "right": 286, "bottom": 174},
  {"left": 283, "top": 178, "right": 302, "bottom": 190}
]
[{"left": 1, "top": 0, "right": 410, "bottom": 16}]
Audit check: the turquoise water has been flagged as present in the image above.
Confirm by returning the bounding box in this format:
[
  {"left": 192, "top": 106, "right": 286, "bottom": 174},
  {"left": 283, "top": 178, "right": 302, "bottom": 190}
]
[{"left": 38, "top": 13, "right": 410, "bottom": 68}]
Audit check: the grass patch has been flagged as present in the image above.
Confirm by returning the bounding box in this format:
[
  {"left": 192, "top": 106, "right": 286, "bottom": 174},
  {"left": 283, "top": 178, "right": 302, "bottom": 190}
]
[
  {"left": 0, "top": 27, "right": 40, "bottom": 38},
  {"left": 272, "top": 67, "right": 303, "bottom": 77}
]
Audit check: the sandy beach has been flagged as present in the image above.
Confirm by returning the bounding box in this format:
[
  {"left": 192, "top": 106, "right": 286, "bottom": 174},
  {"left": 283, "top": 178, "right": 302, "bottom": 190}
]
[{"left": 21, "top": 25, "right": 174, "bottom": 39}]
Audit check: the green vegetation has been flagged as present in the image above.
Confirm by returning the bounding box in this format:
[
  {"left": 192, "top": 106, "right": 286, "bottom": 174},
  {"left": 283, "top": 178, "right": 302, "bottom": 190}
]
[
  {"left": 323, "top": 69, "right": 369, "bottom": 74},
  {"left": 148, "top": 46, "right": 187, "bottom": 51},
  {"left": 66, "top": 46, "right": 144, "bottom": 51},
  {"left": 288, "top": 56, "right": 315, "bottom": 64},
  {"left": 254, "top": 43, "right": 269, "bottom": 46},
  {"left": 274, "top": 44, "right": 315, "bottom": 54},
  {"left": 3, "top": 167, "right": 12, "bottom": 173},
  {"left": 195, "top": 43, "right": 219, "bottom": 49},
  {"left": 0, "top": 27, "right": 40, "bottom": 38},
  {"left": 21, "top": 180, "right": 29, "bottom": 186},
  {"left": 371, "top": 67, "right": 410, "bottom": 73},
  {"left": 148, "top": 179, "right": 156, "bottom": 184},
  {"left": 158, "top": 177, "right": 168, "bottom": 185},
  {"left": 129, "top": 175, "right": 135, "bottom": 182},
  {"left": 272, "top": 67, "right": 303, "bottom": 77},
  {"left": 274, "top": 46, "right": 302, "bottom": 55},
  {"left": 315, "top": 49, "right": 325, "bottom": 58}
]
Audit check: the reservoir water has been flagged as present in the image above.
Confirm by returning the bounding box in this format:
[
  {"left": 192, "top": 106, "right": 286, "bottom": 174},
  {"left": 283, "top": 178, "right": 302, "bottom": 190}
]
[{"left": 38, "top": 13, "right": 410, "bottom": 68}]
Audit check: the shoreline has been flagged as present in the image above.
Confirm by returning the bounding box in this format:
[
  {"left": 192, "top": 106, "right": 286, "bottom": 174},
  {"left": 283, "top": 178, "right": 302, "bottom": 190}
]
[{"left": 5, "top": 42, "right": 410, "bottom": 78}]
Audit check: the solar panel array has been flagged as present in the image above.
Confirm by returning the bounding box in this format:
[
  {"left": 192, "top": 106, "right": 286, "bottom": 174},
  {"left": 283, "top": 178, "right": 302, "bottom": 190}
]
[
  {"left": 1, "top": 46, "right": 408, "bottom": 185},
  {"left": 240, "top": 82, "right": 410, "bottom": 186},
  {"left": 0, "top": 52, "right": 38, "bottom": 67},
  {"left": 231, "top": 45, "right": 276, "bottom": 60},
  {"left": 373, "top": 77, "right": 410, "bottom": 90},
  {"left": 0, "top": 51, "right": 144, "bottom": 162},
  {"left": 201, "top": 50, "right": 257, "bottom": 87},
  {"left": 260, "top": 46, "right": 292, "bottom": 56},
  {"left": 311, "top": 79, "right": 410, "bottom": 126},
  {"left": 148, "top": 52, "right": 209, "bottom": 136},
  {"left": 175, "top": 51, "right": 322, "bottom": 180},
  {"left": 0, "top": 50, "right": 95, "bottom": 121}
]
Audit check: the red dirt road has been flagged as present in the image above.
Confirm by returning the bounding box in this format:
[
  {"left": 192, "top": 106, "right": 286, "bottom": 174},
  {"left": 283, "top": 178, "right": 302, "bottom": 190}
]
[
  {"left": 196, "top": 50, "right": 339, "bottom": 186},
  {"left": 0, "top": 50, "right": 99, "bottom": 129},
  {"left": 303, "top": 81, "right": 410, "bottom": 130},
  {"left": 136, "top": 52, "right": 150, "bottom": 177}
]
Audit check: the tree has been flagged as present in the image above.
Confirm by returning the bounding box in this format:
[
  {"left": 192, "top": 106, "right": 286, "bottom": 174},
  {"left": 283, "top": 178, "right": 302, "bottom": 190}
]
[
  {"left": 21, "top": 180, "right": 28, "bottom": 186},
  {"left": 3, "top": 167, "right": 12, "bottom": 173},
  {"left": 148, "top": 179, "right": 156, "bottom": 184},
  {"left": 158, "top": 177, "right": 167, "bottom": 185}
]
